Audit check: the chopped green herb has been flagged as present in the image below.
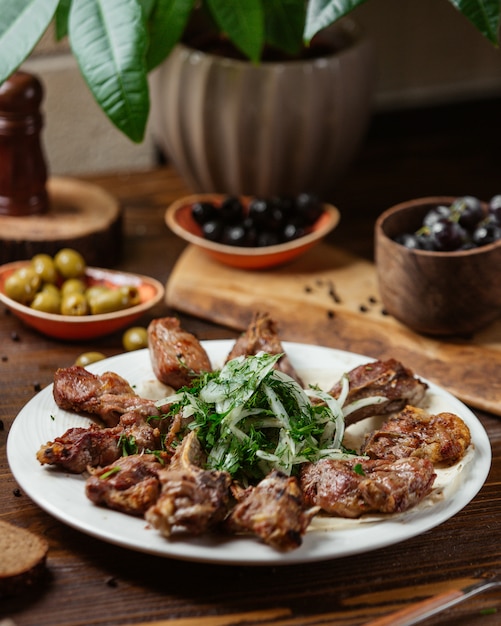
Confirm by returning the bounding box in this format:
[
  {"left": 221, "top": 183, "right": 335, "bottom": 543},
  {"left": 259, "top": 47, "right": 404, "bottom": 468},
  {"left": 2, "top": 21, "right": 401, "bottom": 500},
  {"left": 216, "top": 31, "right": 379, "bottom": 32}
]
[
  {"left": 100, "top": 466, "right": 121, "bottom": 480},
  {"left": 118, "top": 433, "right": 138, "bottom": 457},
  {"left": 353, "top": 463, "right": 365, "bottom": 476},
  {"left": 480, "top": 607, "right": 497, "bottom": 615},
  {"left": 156, "top": 353, "right": 385, "bottom": 484}
]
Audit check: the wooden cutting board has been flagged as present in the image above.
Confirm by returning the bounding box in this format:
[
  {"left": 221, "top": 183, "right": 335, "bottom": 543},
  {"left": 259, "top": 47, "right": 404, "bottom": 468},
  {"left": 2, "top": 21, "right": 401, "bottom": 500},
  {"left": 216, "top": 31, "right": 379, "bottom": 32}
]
[{"left": 166, "top": 243, "right": 501, "bottom": 416}]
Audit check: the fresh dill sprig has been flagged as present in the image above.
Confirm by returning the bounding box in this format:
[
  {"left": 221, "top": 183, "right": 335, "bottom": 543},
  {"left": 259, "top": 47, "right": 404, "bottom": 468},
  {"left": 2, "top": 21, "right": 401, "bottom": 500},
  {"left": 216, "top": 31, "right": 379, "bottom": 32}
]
[{"left": 155, "top": 353, "right": 376, "bottom": 483}]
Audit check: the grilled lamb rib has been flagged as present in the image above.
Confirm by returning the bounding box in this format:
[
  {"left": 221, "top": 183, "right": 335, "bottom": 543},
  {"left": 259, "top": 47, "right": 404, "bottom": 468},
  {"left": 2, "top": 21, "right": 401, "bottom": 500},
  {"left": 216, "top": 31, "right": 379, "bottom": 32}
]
[
  {"left": 300, "top": 456, "right": 436, "bottom": 518},
  {"left": 53, "top": 365, "right": 163, "bottom": 427},
  {"left": 361, "top": 404, "right": 471, "bottom": 465},
  {"left": 36, "top": 410, "right": 164, "bottom": 473},
  {"left": 329, "top": 358, "right": 428, "bottom": 425},
  {"left": 225, "top": 311, "right": 304, "bottom": 385}
]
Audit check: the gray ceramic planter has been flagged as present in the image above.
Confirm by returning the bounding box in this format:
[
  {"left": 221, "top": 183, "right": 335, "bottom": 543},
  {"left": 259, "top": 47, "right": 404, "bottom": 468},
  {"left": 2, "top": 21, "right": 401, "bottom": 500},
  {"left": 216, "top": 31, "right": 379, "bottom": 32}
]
[{"left": 149, "top": 19, "right": 375, "bottom": 198}]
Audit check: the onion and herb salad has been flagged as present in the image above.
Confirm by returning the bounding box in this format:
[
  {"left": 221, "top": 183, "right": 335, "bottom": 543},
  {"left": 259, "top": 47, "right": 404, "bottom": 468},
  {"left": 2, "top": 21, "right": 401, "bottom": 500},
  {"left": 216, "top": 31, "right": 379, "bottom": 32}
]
[{"left": 156, "top": 353, "right": 388, "bottom": 483}]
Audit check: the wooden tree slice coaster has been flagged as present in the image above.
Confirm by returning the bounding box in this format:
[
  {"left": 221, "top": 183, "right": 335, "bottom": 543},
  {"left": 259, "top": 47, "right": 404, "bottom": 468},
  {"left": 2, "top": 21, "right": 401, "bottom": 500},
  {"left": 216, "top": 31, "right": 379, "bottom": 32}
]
[{"left": 0, "top": 176, "right": 122, "bottom": 266}]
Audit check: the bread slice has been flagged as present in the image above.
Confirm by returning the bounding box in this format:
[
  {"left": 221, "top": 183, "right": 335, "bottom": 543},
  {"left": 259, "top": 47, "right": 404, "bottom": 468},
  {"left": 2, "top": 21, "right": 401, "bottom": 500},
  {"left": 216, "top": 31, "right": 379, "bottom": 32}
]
[{"left": 0, "top": 520, "right": 49, "bottom": 595}]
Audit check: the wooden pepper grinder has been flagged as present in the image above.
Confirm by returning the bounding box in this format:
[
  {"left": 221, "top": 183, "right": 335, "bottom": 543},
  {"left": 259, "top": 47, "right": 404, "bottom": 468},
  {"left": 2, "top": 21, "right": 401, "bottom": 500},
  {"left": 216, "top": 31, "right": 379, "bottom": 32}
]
[
  {"left": 0, "top": 71, "right": 122, "bottom": 266},
  {"left": 0, "top": 71, "right": 48, "bottom": 216}
]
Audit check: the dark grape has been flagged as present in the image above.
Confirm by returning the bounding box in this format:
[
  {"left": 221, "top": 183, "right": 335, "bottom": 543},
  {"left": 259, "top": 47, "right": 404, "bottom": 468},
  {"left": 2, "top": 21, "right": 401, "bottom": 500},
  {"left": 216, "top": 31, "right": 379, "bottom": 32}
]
[
  {"left": 393, "top": 195, "right": 501, "bottom": 252},
  {"left": 429, "top": 219, "right": 468, "bottom": 251},
  {"left": 472, "top": 216, "right": 501, "bottom": 246},
  {"left": 488, "top": 195, "right": 501, "bottom": 224},
  {"left": 423, "top": 205, "right": 451, "bottom": 228},
  {"left": 394, "top": 233, "right": 422, "bottom": 249},
  {"left": 451, "top": 196, "right": 484, "bottom": 231}
]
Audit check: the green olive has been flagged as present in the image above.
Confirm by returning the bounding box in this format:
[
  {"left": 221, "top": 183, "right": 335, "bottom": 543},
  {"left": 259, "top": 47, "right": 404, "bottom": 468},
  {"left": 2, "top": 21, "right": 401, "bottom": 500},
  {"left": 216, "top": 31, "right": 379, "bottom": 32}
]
[
  {"left": 61, "top": 278, "right": 87, "bottom": 297},
  {"left": 119, "top": 285, "right": 141, "bottom": 307},
  {"left": 74, "top": 352, "right": 107, "bottom": 367},
  {"left": 61, "top": 292, "right": 89, "bottom": 316},
  {"left": 30, "top": 290, "right": 61, "bottom": 314},
  {"left": 31, "top": 253, "right": 58, "bottom": 284},
  {"left": 40, "top": 283, "right": 61, "bottom": 299},
  {"left": 54, "top": 248, "right": 86, "bottom": 279},
  {"left": 85, "top": 285, "right": 110, "bottom": 307},
  {"left": 122, "top": 326, "right": 148, "bottom": 351},
  {"left": 88, "top": 289, "right": 130, "bottom": 315},
  {"left": 4, "top": 267, "right": 41, "bottom": 304}
]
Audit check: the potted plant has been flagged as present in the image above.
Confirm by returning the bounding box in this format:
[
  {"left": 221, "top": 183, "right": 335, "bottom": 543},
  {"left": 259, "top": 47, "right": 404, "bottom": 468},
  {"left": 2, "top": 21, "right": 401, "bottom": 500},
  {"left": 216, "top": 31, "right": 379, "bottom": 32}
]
[{"left": 0, "top": 1, "right": 499, "bottom": 195}]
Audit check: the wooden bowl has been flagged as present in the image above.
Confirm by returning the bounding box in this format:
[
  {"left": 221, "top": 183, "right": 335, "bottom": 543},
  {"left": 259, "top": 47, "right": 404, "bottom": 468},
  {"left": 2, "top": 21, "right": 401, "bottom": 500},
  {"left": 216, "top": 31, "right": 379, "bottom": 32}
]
[
  {"left": 375, "top": 196, "right": 501, "bottom": 336},
  {"left": 165, "top": 194, "right": 340, "bottom": 270},
  {"left": 0, "top": 262, "right": 164, "bottom": 340}
]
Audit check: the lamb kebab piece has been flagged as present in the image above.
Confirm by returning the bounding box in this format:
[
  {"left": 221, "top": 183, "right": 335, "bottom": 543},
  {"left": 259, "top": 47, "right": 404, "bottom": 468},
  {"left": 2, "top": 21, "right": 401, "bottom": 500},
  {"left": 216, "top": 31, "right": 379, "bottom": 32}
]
[
  {"left": 148, "top": 317, "right": 212, "bottom": 389},
  {"left": 361, "top": 404, "right": 471, "bottom": 465},
  {"left": 36, "top": 409, "right": 165, "bottom": 473},
  {"left": 225, "top": 311, "right": 304, "bottom": 386},
  {"left": 86, "top": 454, "right": 164, "bottom": 516},
  {"left": 53, "top": 365, "right": 164, "bottom": 427},
  {"left": 328, "top": 358, "right": 428, "bottom": 426},
  {"left": 227, "top": 470, "right": 318, "bottom": 551},
  {"left": 300, "top": 456, "right": 436, "bottom": 518},
  {"left": 145, "top": 431, "right": 232, "bottom": 537}
]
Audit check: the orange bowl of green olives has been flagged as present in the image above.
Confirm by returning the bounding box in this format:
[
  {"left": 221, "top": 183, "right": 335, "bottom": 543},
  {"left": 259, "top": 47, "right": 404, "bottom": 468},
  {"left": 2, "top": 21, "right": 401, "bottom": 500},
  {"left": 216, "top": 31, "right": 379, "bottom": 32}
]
[
  {"left": 165, "top": 193, "right": 340, "bottom": 269},
  {"left": 0, "top": 251, "right": 164, "bottom": 340}
]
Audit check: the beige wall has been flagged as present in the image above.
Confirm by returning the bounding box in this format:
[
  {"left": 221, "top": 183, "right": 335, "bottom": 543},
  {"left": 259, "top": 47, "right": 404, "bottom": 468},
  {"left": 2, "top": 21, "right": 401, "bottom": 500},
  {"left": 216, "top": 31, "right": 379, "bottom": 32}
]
[{"left": 22, "top": 0, "right": 501, "bottom": 176}]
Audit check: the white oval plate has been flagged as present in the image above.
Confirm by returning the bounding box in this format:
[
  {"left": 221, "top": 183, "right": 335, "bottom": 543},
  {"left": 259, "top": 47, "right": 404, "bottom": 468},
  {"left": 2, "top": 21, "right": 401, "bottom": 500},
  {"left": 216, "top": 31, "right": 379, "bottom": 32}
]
[{"left": 7, "top": 341, "right": 491, "bottom": 566}]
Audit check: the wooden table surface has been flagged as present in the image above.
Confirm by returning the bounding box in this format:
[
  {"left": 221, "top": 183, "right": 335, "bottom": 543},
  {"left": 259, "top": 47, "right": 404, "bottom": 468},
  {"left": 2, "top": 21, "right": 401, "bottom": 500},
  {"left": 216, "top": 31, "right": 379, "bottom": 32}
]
[{"left": 2, "top": 98, "right": 501, "bottom": 626}]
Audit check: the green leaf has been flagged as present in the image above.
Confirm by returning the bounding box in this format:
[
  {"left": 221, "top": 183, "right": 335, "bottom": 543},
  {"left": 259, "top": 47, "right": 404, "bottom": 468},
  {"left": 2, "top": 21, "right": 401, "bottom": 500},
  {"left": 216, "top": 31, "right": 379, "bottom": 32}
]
[
  {"left": 55, "top": 0, "right": 72, "bottom": 41},
  {"left": 448, "top": 0, "right": 501, "bottom": 44},
  {"left": 264, "top": 0, "right": 305, "bottom": 55},
  {"left": 0, "top": 0, "right": 60, "bottom": 85},
  {"left": 143, "top": 0, "right": 196, "bottom": 71},
  {"left": 304, "top": 0, "right": 368, "bottom": 43},
  {"left": 206, "top": 0, "right": 264, "bottom": 62},
  {"left": 68, "top": 0, "right": 150, "bottom": 143}
]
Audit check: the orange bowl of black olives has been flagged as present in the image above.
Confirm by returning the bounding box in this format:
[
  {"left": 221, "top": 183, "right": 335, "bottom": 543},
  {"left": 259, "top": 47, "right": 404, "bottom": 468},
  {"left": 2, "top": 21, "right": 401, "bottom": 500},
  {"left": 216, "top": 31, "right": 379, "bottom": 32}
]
[
  {"left": 165, "top": 193, "right": 340, "bottom": 269},
  {"left": 375, "top": 195, "right": 501, "bottom": 336},
  {"left": 0, "top": 249, "right": 164, "bottom": 340}
]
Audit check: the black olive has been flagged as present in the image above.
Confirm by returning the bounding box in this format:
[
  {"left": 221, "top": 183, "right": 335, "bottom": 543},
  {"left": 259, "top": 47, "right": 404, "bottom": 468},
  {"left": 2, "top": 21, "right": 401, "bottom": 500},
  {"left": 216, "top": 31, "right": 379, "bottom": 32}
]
[
  {"left": 294, "top": 193, "right": 323, "bottom": 225},
  {"left": 283, "top": 221, "right": 306, "bottom": 242},
  {"left": 202, "top": 219, "right": 223, "bottom": 241},
  {"left": 191, "top": 201, "right": 217, "bottom": 225},
  {"left": 248, "top": 198, "right": 270, "bottom": 226},
  {"left": 222, "top": 224, "right": 247, "bottom": 246},
  {"left": 220, "top": 196, "right": 244, "bottom": 223},
  {"left": 257, "top": 231, "right": 280, "bottom": 247}
]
